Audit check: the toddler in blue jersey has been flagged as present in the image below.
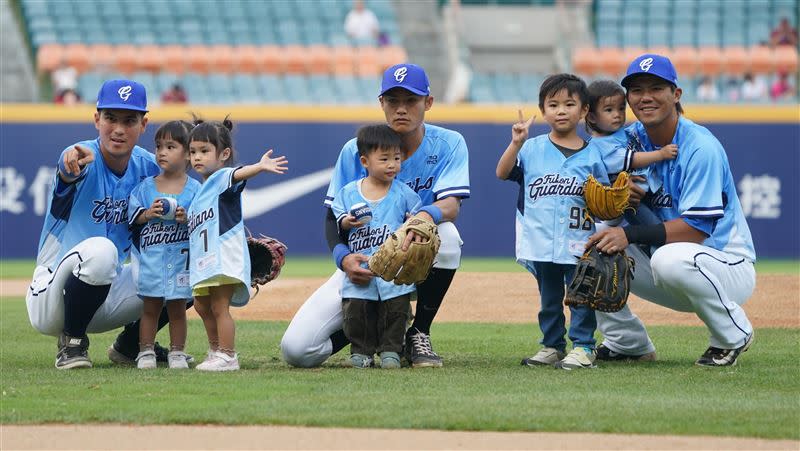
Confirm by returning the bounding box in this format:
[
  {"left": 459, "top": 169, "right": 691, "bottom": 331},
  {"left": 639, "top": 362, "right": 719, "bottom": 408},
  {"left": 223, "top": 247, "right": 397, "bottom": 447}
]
[
  {"left": 187, "top": 116, "right": 288, "bottom": 372},
  {"left": 496, "top": 74, "right": 609, "bottom": 370},
  {"left": 128, "top": 120, "right": 200, "bottom": 369},
  {"left": 331, "top": 125, "right": 422, "bottom": 369},
  {"left": 585, "top": 80, "right": 678, "bottom": 226}
]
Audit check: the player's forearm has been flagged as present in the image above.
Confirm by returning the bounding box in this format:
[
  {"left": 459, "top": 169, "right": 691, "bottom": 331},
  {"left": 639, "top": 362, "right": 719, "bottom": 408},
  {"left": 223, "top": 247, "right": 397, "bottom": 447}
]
[
  {"left": 231, "top": 164, "right": 264, "bottom": 183},
  {"left": 666, "top": 218, "right": 707, "bottom": 244},
  {"left": 325, "top": 208, "right": 348, "bottom": 251},
  {"left": 432, "top": 196, "right": 460, "bottom": 222},
  {"left": 630, "top": 151, "right": 665, "bottom": 170},
  {"left": 496, "top": 141, "right": 522, "bottom": 179}
]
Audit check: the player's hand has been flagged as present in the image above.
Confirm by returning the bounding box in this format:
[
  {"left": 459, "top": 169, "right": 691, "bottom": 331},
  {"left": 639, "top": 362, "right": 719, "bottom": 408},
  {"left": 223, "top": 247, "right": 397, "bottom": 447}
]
[
  {"left": 259, "top": 149, "right": 289, "bottom": 174},
  {"left": 342, "top": 253, "right": 373, "bottom": 285},
  {"left": 659, "top": 144, "right": 678, "bottom": 160},
  {"left": 144, "top": 200, "right": 165, "bottom": 220},
  {"left": 628, "top": 175, "right": 646, "bottom": 208},
  {"left": 400, "top": 212, "right": 432, "bottom": 251},
  {"left": 511, "top": 109, "right": 535, "bottom": 145},
  {"left": 586, "top": 227, "right": 629, "bottom": 254},
  {"left": 340, "top": 215, "right": 364, "bottom": 231},
  {"left": 175, "top": 207, "right": 187, "bottom": 223},
  {"left": 61, "top": 144, "right": 95, "bottom": 176}
]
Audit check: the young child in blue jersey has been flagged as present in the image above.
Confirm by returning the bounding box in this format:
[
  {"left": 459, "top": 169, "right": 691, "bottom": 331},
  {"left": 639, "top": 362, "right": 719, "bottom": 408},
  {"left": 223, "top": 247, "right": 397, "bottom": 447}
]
[
  {"left": 585, "top": 80, "right": 678, "bottom": 226},
  {"left": 496, "top": 73, "right": 610, "bottom": 370},
  {"left": 128, "top": 120, "right": 200, "bottom": 369},
  {"left": 187, "top": 116, "right": 288, "bottom": 371},
  {"left": 331, "top": 125, "right": 422, "bottom": 369}
]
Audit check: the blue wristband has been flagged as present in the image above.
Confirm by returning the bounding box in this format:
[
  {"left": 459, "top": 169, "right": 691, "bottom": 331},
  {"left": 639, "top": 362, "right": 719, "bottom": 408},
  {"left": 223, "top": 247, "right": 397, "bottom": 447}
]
[
  {"left": 333, "top": 243, "right": 351, "bottom": 271},
  {"left": 418, "top": 205, "right": 443, "bottom": 224}
]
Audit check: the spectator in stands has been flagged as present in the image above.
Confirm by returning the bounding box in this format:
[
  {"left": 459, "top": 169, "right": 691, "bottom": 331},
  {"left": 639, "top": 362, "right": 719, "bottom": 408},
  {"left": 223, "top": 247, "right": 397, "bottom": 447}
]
[
  {"left": 51, "top": 60, "right": 78, "bottom": 99},
  {"left": 54, "top": 88, "right": 81, "bottom": 106},
  {"left": 344, "top": 0, "right": 380, "bottom": 44},
  {"left": 770, "top": 72, "right": 795, "bottom": 101},
  {"left": 724, "top": 78, "right": 741, "bottom": 102},
  {"left": 161, "top": 83, "right": 188, "bottom": 104},
  {"left": 769, "top": 18, "right": 798, "bottom": 47},
  {"left": 696, "top": 76, "right": 719, "bottom": 103},
  {"left": 740, "top": 73, "right": 768, "bottom": 102}
]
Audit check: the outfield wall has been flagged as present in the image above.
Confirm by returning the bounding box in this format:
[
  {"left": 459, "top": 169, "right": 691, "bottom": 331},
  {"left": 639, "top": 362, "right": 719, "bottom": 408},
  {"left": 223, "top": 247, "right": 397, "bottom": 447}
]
[{"left": 1, "top": 105, "right": 798, "bottom": 259}]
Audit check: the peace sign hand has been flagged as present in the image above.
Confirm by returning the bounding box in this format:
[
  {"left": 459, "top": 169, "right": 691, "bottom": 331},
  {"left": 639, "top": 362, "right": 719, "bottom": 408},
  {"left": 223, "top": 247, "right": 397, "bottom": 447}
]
[{"left": 511, "top": 109, "right": 536, "bottom": 145}]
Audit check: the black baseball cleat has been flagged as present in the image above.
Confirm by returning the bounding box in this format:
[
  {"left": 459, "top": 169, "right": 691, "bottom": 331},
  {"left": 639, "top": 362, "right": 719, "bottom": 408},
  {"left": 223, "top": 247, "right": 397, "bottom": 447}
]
[
  {"left": 596, "top": 344, "right": 657, "bottom": 362},
  {"left": 56, "top": 334, "right": 92, "bottom": 369},
  {"left": 405, "top": 328, "right": 443, "bottom": 368},
  {"left": 695, "top": 333, "right": 754, "bottom": 367}
]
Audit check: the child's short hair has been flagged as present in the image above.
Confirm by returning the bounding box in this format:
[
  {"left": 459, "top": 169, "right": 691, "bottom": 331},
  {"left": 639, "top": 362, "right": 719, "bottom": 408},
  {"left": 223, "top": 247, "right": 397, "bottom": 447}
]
[
  {"left": 356, "top": 124, "right": 402, "bottom": 157},
  {"left": 538, "top": 73, "right": 589, "bottom": 109},
  {"left": 155, "top": 120, "right": 193, "bottom": 148},
  {"left": 189, "top": 114, "right": 235, "bottom": 167},
  {"left": 586, "top": 80, "right": 626, "bottom": 134}
]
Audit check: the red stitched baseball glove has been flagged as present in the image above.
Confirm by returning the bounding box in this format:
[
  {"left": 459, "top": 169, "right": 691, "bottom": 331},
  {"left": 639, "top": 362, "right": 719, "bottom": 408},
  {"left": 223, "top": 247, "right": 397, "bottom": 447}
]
[{"left": 247, "top": 235, "right": 287, "bottom": 292}]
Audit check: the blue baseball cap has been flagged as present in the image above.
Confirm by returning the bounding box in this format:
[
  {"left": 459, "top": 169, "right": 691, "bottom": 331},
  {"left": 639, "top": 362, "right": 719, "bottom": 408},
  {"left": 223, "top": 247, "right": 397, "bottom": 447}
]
[
  {"left": 379, "top": 63, "right": 430, "bottom": 96},
  {"left": 621, "top": 54, "right": 679, "bottom": 88},
  {"left": 96, "top": 79, "right": 148, "bottom": 112}
]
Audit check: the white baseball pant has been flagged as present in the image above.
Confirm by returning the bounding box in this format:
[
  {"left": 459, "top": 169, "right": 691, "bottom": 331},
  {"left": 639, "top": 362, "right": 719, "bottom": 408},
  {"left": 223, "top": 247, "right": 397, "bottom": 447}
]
[
  {"left": 597, "top": 242, "right": 755, "bottom": 355},
  {"left": 280, "top": 221, "right": 463, "bottom": 367},
  {"left": 26, "top": 237, "right": 143, "bottom": 337}
]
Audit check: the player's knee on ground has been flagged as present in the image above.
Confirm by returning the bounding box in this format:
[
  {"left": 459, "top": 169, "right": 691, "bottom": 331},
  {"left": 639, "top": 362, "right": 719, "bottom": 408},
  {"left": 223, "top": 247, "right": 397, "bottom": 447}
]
[
  {"left": 433, "top": 222, "right": 462, "bottom": 270},
  {"left": 280, "top": 330, "right": 329, "bottom": 368},
  {"left": 650, "top": 243, "right": 696, "bottom": 289},
  {"left": 75, "top": 237, "right": 119, "bottom": 285}
]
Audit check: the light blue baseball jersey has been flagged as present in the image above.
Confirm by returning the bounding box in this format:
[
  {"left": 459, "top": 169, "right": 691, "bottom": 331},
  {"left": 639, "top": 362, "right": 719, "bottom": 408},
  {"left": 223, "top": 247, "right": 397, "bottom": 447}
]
[
  {"left": 324, "top": 124, "right": 470, "bottom": 207},
  {"left": 509, "top": 135, "right": 610, "bottom": 264},
  {"left": 187, "top": 167, "right": 251, "bottom": 306},
  {"left": 629, "top": 117, "right": 756, "bottom": 261},
  {"left": 592, "top": 127, "right": 661, "bottom": 193},
  {"left": 36, "top": 138, "right": 159, "bottom": 271},
  {"left": 331, "top": 179, "right": 422, "bottom": 301},
  {"left": 128, "top": 176, "right": 201, "bottom": 300}
]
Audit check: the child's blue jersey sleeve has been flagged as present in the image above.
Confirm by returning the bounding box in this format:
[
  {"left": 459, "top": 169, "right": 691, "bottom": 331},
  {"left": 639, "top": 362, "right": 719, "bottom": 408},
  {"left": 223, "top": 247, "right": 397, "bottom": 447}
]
[{"left": 325, "top": 139, "right": 365, "bottom": 208}]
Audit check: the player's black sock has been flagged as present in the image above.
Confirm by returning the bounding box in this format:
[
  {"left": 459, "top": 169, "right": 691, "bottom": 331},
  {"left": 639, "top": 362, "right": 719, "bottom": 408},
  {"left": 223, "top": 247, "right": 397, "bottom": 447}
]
[
  {"left": 62, "top": 274, "right": 110, "bottom": 337},
  {"left": 410, "top": 268, "right": 456, "bottom": 335},
  {"left": 329, "top": 329, "right": 350, "bottom": 355}
]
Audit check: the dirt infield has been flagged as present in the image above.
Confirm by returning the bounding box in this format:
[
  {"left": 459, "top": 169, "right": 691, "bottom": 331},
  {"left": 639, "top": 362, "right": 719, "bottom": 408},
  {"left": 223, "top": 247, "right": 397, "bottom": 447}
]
[{"left": 2, "top": 273, "right": 798, "bottom": 450}]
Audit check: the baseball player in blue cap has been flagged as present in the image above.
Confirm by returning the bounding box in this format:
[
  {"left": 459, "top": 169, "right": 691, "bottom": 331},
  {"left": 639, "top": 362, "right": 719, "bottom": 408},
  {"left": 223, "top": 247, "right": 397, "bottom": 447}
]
[
  {"left": 26, "top": 79, "right": 161, "bottom": 369},
  {"left": 587, "top": 54, "right": 757, "bottom": 367},
  {"left": 281, "top": 63, "right": 470, "bottom": 368}
]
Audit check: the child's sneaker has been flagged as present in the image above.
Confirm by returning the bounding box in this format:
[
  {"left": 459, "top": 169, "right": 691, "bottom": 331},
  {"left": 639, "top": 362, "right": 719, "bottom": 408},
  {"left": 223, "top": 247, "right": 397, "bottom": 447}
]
[
  {"left": 136, "top": 350, "right": 157, "bottom": 369},
  {"left": 521, "top": 347, "right": 566, "bottom": 366},
  {"left": 196, "top": 351, "right": 239, "bottom": 372},
  {"left": 168, "top": 350, "right": 190, "bottom": 369},
  {"left": 556, "top": 346, "right": 597, "bottom": 370},
  {"left": 350, "top": 353, "right": 374, "bottom": 369},
  {"left": 380, "top": 352, "right": 401, "bottom": 369}
]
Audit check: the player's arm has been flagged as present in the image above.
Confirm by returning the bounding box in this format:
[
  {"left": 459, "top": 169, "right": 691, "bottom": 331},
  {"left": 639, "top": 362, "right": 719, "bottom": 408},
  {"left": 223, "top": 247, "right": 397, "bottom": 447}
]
[
  {"left": 497, "top": 110, "right": 535, "bottom": 179},
  {"left": 58, "top": 144, "right": 95, "bottom": 183},
  {"left": 415, "top": 196, "right": 460, "bottom": 223},
  {"left": 629, "top": 144, "right": 678, "bottom": 170},
  {"left": 231, "top": 149, "right": 288, "bottom": 182},
  {"left": 134, "top": 200, "right": 166, "bottom": 225}
]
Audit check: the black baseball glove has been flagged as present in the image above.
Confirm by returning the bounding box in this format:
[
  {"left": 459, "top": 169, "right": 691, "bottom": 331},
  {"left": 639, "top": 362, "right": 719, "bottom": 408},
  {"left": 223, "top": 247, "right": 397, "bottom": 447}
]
[
  {"left": 565, "top": 245, "right": 635, "bottom": 313},
  {"left": 246, "top": 235, "right": 287, "bottom": 293}
]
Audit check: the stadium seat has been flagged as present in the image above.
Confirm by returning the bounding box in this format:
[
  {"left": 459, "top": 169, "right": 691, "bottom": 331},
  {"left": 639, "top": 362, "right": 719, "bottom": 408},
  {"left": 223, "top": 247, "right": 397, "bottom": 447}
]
[
  {"left": 187, "top": 45, "right": 211, "bottom": 74},
  {"left": 114, "top": 45, "right": 139, "bottom": 74},
  {"left": 210, "top": 45, "right": 235, "bottom": 74},
  {"left": 721, "top": 46, "right": 748, "bottom": 75},
  {"left": 355, "top": 46, "right": 381, "bottom": 77},
  {"left": 378, "top": 46, "right": 408, "bottom": 70},
  {"left": 671, "top": 47, "right": 699, "bottom": 77},
  {"left": 232, "top": 45, "right": 260, "bottom": 73},
  {"left": 774, "top": 46, "right": 798, "bottom": 75},
  {"left": 307, "top": 45, "right": 334, "bottom": 75},
  {"left": 259, "top": 46, "right": 286, "bottom": 73},
  {"left": 284, "top": 45, "right": 309, "bottom": 74},
  {"left": 36, "top": 43, "right": 63, "bottom": 73},
  {"left": 572, "top": 47, "right": 599, "bottom": 76},
  {"left": 597, "top": 47, "right": 626, "bottom": 76},
  {"left": 138, "top": 45, "right": 162, "bottom": 72},
  {"left": 89, "top": 44, "right": 115, "bottom": 72},
  {"left": 162, "top": 45, "right": 189, "bottom": 75},
  {"left": 697, "top": 47, "right": 723, "bottom": 76},
  {"left": 748, "top": 45, "right": 774, "bottom": 74},
  {"left": 332, "top": 46, "right": 356, "bottom": 75}
]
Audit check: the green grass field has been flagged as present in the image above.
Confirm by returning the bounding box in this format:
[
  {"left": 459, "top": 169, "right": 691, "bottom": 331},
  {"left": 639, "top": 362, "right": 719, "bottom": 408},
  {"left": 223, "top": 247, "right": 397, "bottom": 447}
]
[
  {"left": 1, "top": 299, "right": 798, "bottom": 439},
  {"left": 1, "top": 257, "right": 798, "bottom": 279}
]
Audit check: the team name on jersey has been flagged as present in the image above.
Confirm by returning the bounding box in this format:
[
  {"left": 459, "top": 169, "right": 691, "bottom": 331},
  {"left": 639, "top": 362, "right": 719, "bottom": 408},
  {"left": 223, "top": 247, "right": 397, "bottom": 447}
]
[
  {"left": 91, "top": 196, "right": 128, "bottom": 224},
  {"left": 188, "top": 207, "right": 215, "bottom": 234},
  {"left": 649, "top": 186, "right": 673, "bottom": 209},
  {"left": 139, "top": 223, "right": 190, "bottom": 250},
  {"left": 528, "top": 174, "right": 584, "bottom": 202},
  {"left": 349, "top": 224, "right": 392, "bottom": 253},
  {"left": 406, "top": 176, "right": 434, "bottom": 193}
]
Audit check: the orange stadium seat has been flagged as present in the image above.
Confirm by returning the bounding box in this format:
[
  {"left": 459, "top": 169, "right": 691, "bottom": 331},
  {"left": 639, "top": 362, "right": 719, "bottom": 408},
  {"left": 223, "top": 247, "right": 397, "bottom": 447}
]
[
  {"left": 774, "top": 46, "right": 798, "bottom": 75},
  {"left": 621, "top": 47, "right": 646, "bottom": 72},
  {"left": 233, "top": 45, "right": 260, "bottom": 73},
  {"left": 379, "top": 46, "right": 408, "bottom": 70},
  {"left": 162, "top": 45, "right": 188, "bottom": 74},
  {"left": 114, "top": 45, "right": 139, "bottom": 74},
  {"left": 284, "top": 45, "right": 308, "bottom": 74},
  {"left": 307, "top": 45, "right": 333, "bottom": 75},
  {"left": 670, "top": 47, "right": 699, "bottom": 77},
  {"left": 187, "top": 45, "right": 211, "bottom": 74},
  {"left": 89, "top": 44, "right": 115, "bottom": 71},
  {"left": 64, "top": 44, "right": 91, "bottom": 73},
  {"left": 210, "top": 45, "right": 234, "bottom": 74},
  {"left": 748, "top": 46, "right": 774, "bottom": 74},
  {"left": 571, "top": 47, "right": 599, "bottom": 76},
  {"left": 37, "top": 44, "right": 63, "bottom": 73},
  {"left": 597, "top": 47, "right": 625, "bottom": 76},
  {"left": 722, "top": 46, "right": 748, "bottom": 75},
  {"left": 697, "top": 47, "right": 723, "bottom": 76},
  {"left": 138, "top": 45, "right": 162, "bottom": 72},
  {"left": 647, "top": 47, "right": 672, "bottom": 60},
  {"left": 356, "top": 46, "right": 381, "bottom": 77},
  {"left": 332, "top": 46, "right": 356, "bottom": 75},
  {"left": 258, "top": 46, "right": 285, "bottom": 73}
]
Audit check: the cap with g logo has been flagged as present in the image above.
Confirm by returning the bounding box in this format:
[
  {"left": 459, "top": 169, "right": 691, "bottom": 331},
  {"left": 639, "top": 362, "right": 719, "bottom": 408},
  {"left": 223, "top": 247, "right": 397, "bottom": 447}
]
[
  {"left": 621, "top": 54, "right": 679, "bottom": 88},
  {"left": 379, "top": 63, "right": 430, "bottom": 96},
  {"left": 96, "top": 79, "right": 148, "bottom": 112}
]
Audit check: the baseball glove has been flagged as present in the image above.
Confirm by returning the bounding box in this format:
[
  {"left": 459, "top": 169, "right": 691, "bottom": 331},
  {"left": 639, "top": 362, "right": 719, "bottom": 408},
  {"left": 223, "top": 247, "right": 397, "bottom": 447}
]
[
  {"left": 246, "top": 234, "right": 287, "bottom": 292},
  {"left": 584, "top": 171, "right": 632, "bottom": 220},
  {"left": 368, "top": 216, "right": 440, "bottom": 285},
  {"left": 564, "top": 245, "right": 635, "bottom": 313}
]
